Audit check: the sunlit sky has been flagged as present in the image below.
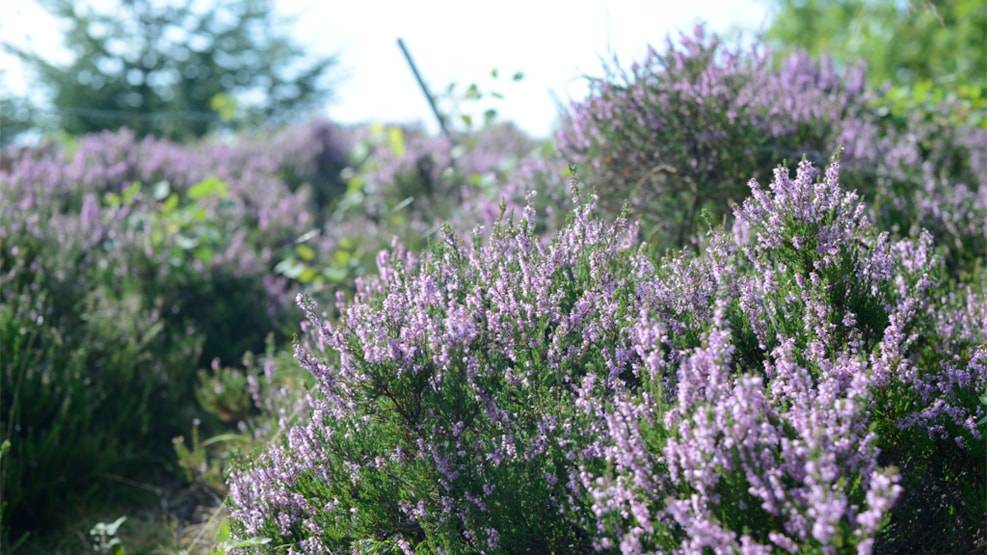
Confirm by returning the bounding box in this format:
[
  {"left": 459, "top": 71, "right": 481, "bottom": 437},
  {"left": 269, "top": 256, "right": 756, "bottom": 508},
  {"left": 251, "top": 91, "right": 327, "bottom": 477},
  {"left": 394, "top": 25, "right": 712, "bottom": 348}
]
[{"left": 0, "top": 0, "right": 773, "bottom": 139}]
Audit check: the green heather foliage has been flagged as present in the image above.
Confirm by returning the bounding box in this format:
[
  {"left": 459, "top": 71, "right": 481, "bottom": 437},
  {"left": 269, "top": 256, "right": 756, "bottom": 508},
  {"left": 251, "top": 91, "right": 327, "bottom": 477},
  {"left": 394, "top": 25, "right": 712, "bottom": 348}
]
[
  {"left": 226, "top": 159, "right": 985, "bottom": 553},
  {"left": 0, "top": 206, "right": 201, "bottom": 536}
]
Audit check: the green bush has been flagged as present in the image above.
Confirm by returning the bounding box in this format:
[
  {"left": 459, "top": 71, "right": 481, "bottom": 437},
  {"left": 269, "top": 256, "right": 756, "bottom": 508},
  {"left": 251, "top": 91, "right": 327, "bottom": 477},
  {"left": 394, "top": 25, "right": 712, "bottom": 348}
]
[{"left": 0, "top": 230, "right": 201, "bottom": 539}]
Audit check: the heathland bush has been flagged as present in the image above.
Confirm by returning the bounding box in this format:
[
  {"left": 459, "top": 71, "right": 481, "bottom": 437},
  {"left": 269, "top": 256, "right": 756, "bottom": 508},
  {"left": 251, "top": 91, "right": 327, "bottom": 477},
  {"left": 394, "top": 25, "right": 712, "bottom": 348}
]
[
  {"left": 225, "top": 158, "right": 985, "bottom": 553},
  {"left": 0, "top": 122, "right": 352, "bottom": 370},
  {"left": 0, "top": 116, "right": 543, "bottom": 546},
  {"left": 0, "top": 187, "right": 204, "bottom": 538},
  {"left": 0, "top": 123, "right": 346, "bottom": 543},
  {"left": 558, "top": 25, "right": 986, "bottom": 275}
]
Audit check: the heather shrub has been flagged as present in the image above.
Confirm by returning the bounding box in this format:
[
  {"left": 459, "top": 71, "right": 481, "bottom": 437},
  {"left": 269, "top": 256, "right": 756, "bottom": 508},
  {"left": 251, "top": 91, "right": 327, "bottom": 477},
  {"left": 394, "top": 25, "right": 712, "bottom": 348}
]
[
  {"left": 226, "top": 190, "right": 643, "bottom": 552},
  {"left": 96, "top": 176, "right": 299, "bottom": 369},
  {"left": 0, "top": 202, "right": 202, "bottom": 539},
  {"left": 556, "top": 26, "right": 859, "bottom": 249},
  {"left": 558, "top": 25, "right": 986, "bottom": 277},
  {"left": 0, "top": 128, "right": 323, "bottom": 368},
  {"left": 226, "top": 159, "right": 984, "bottom": 552},
  {"left": 863, "top": 85, "right": 987, "bottom": 278},
  {"left": 0, "top": 115, "right": 545, "bottom": 546},
  {"left": 596, "top": 158, "right": 982, "bottom": 553},
  {"left": 0, "top": 130, "right": 320, "bottom": 542}
]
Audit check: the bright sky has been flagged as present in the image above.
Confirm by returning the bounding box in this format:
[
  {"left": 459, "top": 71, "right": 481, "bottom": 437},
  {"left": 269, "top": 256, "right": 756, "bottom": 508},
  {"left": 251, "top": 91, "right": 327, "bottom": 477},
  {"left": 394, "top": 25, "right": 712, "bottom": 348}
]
[{"left": 0, "top": 0, "right": 772, "bottom": 139}]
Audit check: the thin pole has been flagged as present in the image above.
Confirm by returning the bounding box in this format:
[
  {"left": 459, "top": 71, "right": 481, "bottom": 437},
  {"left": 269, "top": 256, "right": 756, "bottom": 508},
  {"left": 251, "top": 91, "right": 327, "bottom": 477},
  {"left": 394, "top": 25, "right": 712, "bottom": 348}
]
[{"left": 397, "top": 38, "right": 453, "bottom": 141}]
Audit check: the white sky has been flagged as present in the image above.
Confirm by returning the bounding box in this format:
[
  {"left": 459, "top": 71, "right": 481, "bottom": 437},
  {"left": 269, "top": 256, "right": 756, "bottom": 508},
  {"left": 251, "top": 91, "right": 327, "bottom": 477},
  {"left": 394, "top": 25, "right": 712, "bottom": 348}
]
[{"left": 0, "top": 0, "right": 772, "bottom": 139}]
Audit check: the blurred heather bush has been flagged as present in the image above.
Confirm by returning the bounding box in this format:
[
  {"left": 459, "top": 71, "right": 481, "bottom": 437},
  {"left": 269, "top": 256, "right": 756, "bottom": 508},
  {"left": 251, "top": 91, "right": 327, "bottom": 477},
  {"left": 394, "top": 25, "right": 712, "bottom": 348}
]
[
  {"left": 0, "top": 121, "right": 350, "bottom": 541},
  {"left": 557, "top": 25, "right": 986, "bottom": 276},
  {"left": 0, "top": 121, "right": 357, "bottom": 369},
  {"left": 226, "top": 159, "right": 985, "bottom": 553},
  {"left": 280, "top": 121, "right": 546, "bottom": 297},
  {"left": 0, "top": 193, "right": 203, "bottom": 536}
]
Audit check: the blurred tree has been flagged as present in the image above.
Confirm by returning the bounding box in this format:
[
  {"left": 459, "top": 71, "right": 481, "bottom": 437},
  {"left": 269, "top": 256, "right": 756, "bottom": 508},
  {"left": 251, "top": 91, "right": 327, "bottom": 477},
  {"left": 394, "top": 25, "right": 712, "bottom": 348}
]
[
  {"left": 762, "top": 0, "right": 986, "bottom": 88},
  {"left": 3, "top": 0, "right": 337, "bottom": 141},
  {"left": 0, "top": 97, "right": 37, "bottom": 148}
]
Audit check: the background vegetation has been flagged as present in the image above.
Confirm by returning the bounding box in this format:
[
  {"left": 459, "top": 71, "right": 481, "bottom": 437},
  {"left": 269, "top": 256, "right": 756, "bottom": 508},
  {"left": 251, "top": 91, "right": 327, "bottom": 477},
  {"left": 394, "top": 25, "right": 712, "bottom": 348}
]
[{"left": 0, "top": 0, "right": 983, "bottom": 552}]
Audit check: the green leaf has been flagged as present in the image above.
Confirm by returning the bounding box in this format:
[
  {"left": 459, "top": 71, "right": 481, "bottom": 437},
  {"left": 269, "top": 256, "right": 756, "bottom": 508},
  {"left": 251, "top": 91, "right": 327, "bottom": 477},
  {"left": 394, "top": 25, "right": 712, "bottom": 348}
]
[
  {"left": 210, "top": 93, "right": 237, "bottom": 121},
  {"left": 295, "top": 243, "right": 316, "bottom": 261},
  {"left": 323, "top": 266, "right": 348, "bottom": 283},
  {"left": 175, "top": 234, "right": 199, "bottom": 250},
  {"left": 187, "top": 205, "right": 208, "bottom": 223},
  {"left": 460, "top": 114, "right": 473, "bottom": 128},
  {"left": 334, "top": 249, "right": 351, "bottom": 266},
  {"left": 122, "top": 182, "right": 142, "bottom": 206},
  {"left": 162, "top": 193, "right": 179, "bottom": 216},
  {"left": 347, "top": 175, "right": 365, "bottom": 194},
  {"left": 188, "top": 176, "right": 230, "bottom": 199},
  {"left": 295, "top": 229, "right": 319, "bottom": 244},
  {"left": 512, "top": 71, "right": 524, "bottom": 81},
  {"left": 275, "top": 259, "right": 305, "bottom": 279},
  {"left": 91, "top": 516, "right": 127, "bottom": 536},
  {"left": 298, "top": 266, "right": 318, "bottom": 283},
  {"left": 229, "top": 537, "right": 272, "bottom": 548},
  {"left": 193, "top": 246, "right": 214, "bottom": 263},
  {"left": 214, "top": 521, "right": 231, "bottom": 544},
  {"left": 913, "top": 80, "right": 933, "bottom": 102},
  {"left": 104, "top": 192, "right": 121, "bottom": 208},
  {"left": 387, "top": 127, "right": 405, "bottom": 158}
]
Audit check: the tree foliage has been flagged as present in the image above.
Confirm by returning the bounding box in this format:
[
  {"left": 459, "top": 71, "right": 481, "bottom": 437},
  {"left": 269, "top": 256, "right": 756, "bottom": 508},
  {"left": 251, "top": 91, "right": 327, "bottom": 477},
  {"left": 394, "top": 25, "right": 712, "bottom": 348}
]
[
  {"left": 0, "top": 97, "right": 36, "bottom": 148},
  {"left": 762, "top": 0, "right": 986, "bottom": 88},
  {"left": 3, "top": 0, "right": 337, "bottom": 141}
]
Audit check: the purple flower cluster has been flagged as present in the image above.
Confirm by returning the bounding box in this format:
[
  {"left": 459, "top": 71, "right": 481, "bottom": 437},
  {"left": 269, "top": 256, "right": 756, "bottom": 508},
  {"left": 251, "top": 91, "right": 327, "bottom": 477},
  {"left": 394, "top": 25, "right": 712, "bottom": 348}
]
[{"left": 227, "top": 159, "right": 985, "bottom": 552}]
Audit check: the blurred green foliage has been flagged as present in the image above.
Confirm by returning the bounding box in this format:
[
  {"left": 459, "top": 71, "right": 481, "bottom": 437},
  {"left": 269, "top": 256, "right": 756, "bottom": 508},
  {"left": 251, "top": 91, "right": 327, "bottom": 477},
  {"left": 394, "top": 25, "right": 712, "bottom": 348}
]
[
  {"left": 871, "top": 80, "right": 987, "bottom": 130},
  {"left": 763, "top": 0, "right": 987, "bottom": 88},
  {"left": 0, "top": 97, "right": 36, "bottom": 148},
  {"left": 0, "top": 229, "right": 202, "bottom": 539}
]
